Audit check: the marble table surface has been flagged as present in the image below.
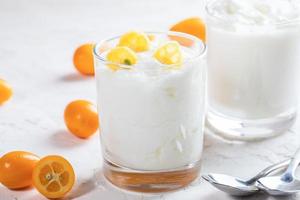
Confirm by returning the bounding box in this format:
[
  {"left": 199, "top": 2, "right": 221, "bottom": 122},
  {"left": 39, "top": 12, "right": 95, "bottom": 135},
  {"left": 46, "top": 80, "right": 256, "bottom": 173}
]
[{"left": 0, "top": 0, "right": 299, "bottom": 199}]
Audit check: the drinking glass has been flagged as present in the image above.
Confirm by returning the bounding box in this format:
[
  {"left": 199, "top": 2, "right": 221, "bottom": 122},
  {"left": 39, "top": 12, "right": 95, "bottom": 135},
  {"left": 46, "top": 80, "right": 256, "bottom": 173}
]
[
  {"left": 93, "top": 31, "right": 206, "bottom": 192},
  {"left": 206, "top": 0, "right": 300, "bottom": 140}
]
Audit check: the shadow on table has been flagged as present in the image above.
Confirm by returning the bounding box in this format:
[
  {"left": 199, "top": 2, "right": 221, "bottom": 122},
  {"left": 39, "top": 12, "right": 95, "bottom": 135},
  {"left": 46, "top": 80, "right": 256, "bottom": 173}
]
[
  {"left": 231, "top": 193, "right": 298, "bottom": 200},
  {"left": 48, "top": 130, "right": 85, "bottom": 148},
  {"left": 69, "top": 180, "right": 99, "bottom": 199},
  {"left": 0, "top": 186, "right": 44, "bottom": 200},
  {"left": 59, "top": 73, "right": 91, "bottom": 82},
  {"left": 69, "top": 169, "right": 104, "bottom": 199}
]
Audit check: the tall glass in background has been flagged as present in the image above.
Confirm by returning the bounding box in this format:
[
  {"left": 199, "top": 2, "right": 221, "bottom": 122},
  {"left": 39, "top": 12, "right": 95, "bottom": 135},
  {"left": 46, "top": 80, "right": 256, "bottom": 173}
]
[
  {"left": 206, "top": 0, "right": 300, "bottom": 140},
  {"left": 93, "top": 32, "right": 206, "bottom": 192}
]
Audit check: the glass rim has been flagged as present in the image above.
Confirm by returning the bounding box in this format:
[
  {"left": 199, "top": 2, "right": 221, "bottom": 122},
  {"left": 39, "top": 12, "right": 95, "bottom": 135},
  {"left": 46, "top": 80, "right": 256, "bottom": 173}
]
[
  {"left": 205, "top": 0, "right": 300, "bottom": 27},
  {"left": 93, "top": 31, "right": 206, "bottom": 69}
]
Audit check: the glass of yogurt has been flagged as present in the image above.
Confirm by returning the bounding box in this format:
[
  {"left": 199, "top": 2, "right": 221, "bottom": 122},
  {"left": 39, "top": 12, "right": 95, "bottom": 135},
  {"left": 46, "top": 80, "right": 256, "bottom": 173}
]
[
  {"left": 206, "top": 0, "right": 300, "bottom": 140},
  {"left": 93, "top": 31, "right": 206, "bottom": 192}
]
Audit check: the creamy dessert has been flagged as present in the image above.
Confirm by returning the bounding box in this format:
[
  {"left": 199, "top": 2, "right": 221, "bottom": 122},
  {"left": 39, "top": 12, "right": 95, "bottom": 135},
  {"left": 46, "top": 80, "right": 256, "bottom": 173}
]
[
  {"left": 93, "top": 31, "right": 206, "bottom": 192},
  {"left": 96, "top": 32, "right": 205, "bottom": 170},
  {"left": 206, "top": 0, "right": 300, "bottom": 138}
]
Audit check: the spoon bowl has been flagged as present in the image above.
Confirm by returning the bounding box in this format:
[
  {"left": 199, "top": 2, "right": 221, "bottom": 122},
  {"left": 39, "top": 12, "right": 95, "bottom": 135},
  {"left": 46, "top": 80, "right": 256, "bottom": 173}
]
[
  {"left": 258, "top": 176, "right": 300, "bottom": 196},
  {"left": 202, "top": 159, "right": 290, "bottom": 196},
  {"left": 257, "top": 148, "right": 300, "bottom": 196},
  {"left": 202, "top": 174, "right": 259, "bottom": 196}
]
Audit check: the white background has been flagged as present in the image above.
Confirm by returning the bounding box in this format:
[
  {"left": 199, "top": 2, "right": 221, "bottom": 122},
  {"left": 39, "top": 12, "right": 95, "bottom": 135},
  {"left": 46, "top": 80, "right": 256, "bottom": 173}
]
[{"left": 0, "top": 0, "right": 299, "bottom": 199}]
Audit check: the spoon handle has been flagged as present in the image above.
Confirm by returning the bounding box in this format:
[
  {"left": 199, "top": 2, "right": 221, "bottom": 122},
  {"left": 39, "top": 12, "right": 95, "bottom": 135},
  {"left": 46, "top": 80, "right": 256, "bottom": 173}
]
[
  {"left": 247, "top": 159, "right": 290, "bottom": 184},
  {"left": 282, "top": 147, "right": 300, "bottom": 182}
]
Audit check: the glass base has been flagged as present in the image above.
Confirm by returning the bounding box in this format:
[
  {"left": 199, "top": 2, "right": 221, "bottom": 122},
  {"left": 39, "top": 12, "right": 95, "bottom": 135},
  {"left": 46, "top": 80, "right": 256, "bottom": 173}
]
[
  {"left": 103, "top": 159, "right": 201, "bottom": 193},
  {"left": 206, "top": 109, "right": 297, "bottom": 141}
]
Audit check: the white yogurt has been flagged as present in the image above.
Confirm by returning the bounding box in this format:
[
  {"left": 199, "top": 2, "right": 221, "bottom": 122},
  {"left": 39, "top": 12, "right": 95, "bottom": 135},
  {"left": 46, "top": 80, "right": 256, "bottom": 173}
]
[
  {"left": 96, "top": 47, "right": 205, "bottom": 170},
  {"left": 207, "top": 0, "right": 300, "bottom": 26},
  {"left": 207, "top": 0, "right": 300, "bottom": 119}
]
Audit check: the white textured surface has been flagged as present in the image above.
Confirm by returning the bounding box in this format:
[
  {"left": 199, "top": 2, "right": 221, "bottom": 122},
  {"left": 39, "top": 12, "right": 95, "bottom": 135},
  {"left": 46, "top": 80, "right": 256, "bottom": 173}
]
[{"left": 0, "top": 0, "right": 299, "bottom": 199}]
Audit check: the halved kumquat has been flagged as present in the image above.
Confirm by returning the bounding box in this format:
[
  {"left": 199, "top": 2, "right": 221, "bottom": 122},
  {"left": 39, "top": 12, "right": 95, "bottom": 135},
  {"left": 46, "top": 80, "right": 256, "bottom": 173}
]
[
  {"left": 106, "top": 47, "right": 137, "bottom": 71},
  {"left": 118, "top": 31, "right": 150, "bottom": 52},
  {"left": 153, "top": 41, "right": 183, "bottom": 66},
  {"left": 32, "top": 155, "right": 75, "bottom": 199}
]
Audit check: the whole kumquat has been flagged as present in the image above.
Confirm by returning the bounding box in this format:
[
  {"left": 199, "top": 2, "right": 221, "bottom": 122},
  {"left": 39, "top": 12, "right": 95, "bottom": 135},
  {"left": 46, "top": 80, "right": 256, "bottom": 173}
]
[
  {"left": 73, "top": 43, "right": 95, "bottom": 76},
  {"left": 0, "top": 79, "right": 13, "bottom": 105},
  {"left": 0, "top": 151, "right": 40, "bottom": 189},
  {"left": 64, "top": 100, "right": 99, "bottom": 138},
  {"left": 170, "top": 17, "right": 206, "bottom": 46}
]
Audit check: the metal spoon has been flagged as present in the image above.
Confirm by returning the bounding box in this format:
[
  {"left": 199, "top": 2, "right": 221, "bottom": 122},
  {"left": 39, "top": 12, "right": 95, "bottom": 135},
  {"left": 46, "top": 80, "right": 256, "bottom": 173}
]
[
  {"left": 258, "top": 148, "right": 300, "bottom": 196},
  {"left": 202, "top": 159, "right": 290, "bottom": 196}
]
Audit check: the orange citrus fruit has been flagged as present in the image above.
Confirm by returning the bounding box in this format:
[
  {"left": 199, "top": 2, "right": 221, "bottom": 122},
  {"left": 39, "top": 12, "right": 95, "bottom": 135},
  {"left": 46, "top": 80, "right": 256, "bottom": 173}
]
[
  {"left": 153, "top": 41, "right": 183, "bottom": 66},
  {"left": 118, "top": 31, "right": 150, "bottom": 52},
  {"left": 0, "top": 151, "right": 40, "bottom": 189},
  {"left": 0, "top": 79, "right": 13, "bottom": 105},
  {"left": 170, "top": 17, "right": 206, "bottom": 46},
  {"left": 32, "top": 155, "right": 75, "bottom": 199},
  {"left": 106, "top": 46, "right": 137, "bottom": 71},
  {"left": 73, "top": 43, "right": 95, "bottom": 76},
  {"left": 64, "top": 100, "right": 99, "bottom": 138}
]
